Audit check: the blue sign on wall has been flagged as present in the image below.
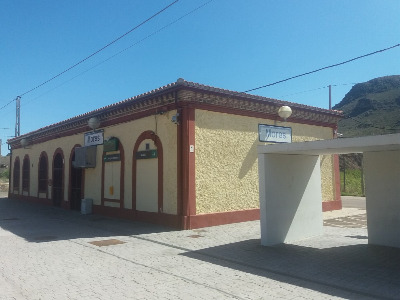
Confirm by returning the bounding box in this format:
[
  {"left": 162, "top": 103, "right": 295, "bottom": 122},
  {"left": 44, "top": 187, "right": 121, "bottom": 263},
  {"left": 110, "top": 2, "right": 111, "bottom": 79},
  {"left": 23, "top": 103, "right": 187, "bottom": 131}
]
[{"left": 258, "top": 124, "right": 292, "bottom": 143}]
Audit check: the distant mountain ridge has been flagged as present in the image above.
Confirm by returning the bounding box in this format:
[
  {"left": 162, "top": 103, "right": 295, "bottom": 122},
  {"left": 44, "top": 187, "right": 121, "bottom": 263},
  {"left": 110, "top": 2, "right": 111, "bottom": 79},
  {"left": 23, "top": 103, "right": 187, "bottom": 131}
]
[{"left": 333, "top": 75, "right": 400, "bottom": 137}]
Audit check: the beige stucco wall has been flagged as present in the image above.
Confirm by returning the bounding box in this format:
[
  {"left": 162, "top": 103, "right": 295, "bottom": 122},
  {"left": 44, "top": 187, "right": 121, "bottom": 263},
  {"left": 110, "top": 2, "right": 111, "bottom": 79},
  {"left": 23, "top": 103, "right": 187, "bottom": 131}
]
[
  {"left": 10, "top": 110, "right": 178, "bottom": 214},
  {"left": 195, "top": 109, "right": 335, "bottom": 214}
]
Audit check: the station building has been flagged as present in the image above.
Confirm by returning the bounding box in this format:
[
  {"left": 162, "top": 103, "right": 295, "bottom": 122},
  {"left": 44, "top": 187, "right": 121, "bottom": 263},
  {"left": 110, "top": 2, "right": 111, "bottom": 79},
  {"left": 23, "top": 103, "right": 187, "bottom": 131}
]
[{"left": 7, "top": 79, "right": 343, "bottom": 229}]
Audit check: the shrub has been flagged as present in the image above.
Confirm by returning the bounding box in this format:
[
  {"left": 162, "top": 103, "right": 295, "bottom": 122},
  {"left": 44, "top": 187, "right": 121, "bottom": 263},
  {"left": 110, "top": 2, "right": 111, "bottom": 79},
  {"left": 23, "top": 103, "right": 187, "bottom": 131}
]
[
  {"left": 0, "top": 169, "right": 10, "bottom": 180},
  {"left": 340, "top": 169, "right": 365, "bottom": 196}
]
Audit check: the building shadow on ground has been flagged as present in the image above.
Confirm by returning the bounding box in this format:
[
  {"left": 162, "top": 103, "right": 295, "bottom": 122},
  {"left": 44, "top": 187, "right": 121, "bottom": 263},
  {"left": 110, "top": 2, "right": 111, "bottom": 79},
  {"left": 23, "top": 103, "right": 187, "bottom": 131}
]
[
  {"left": 181, "top": 238, "right": 400, "bottom": 300},
  {"left": 0, "top": 197, "right": 173, "bottom": 242}
]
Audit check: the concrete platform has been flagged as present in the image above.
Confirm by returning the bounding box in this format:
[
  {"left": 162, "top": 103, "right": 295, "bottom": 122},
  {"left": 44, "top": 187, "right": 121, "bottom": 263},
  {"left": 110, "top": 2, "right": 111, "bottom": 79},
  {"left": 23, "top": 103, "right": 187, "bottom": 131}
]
[{"left": 1, "top": 197, "right": 399, "bottom": 299}]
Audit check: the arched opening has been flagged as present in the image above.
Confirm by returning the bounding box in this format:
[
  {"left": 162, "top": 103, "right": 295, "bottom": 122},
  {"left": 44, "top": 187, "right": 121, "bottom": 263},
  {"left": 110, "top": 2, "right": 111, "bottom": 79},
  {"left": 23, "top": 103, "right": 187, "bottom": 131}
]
[
  {"left": 132, "top": 131, "right": 163, "bottom": 213},
  {"left": 13, "top": 157, "right": 20, "bottom": 193},
  {"left": 38, "top": 152, "right": 48, "bottom": 196},
  {"left": 22, "top": 155, "right": 30, "bottom": 195},
  {"left": 52, "top": 150, "right": 64, "bottom": 207},
  {"left": 102, "top": 139, "right": 124, "bottom": 208},
  {"left": 70, "top": 147, "right": 84, "bottom": 211}
]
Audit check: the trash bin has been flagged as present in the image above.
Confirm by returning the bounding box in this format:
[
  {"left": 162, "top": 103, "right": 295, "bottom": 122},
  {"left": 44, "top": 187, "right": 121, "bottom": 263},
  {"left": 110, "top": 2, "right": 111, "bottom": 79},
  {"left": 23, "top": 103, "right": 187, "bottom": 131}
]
[{"left": 81, "top": 198, "right": 93, "bottom": 215}]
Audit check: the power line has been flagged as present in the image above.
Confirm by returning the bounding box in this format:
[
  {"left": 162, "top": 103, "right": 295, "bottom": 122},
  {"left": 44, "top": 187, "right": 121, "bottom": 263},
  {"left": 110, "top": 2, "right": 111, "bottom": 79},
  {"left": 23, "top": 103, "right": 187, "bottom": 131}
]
[
  {"left": 244, "top": 43, "right": 400, "bottom": 93},
  {"left": 280, "top": 82, "right": 399, "bottom": 132},
  {"left": 279, "top": 86, "right": 329, "bottom": 98},
  {"left": 18, "top": 0, "right": 179, "bottom": 98},
  {"left": 277, "top": 83, "right": 357, "bottom": 99},
  {"left": 21, "top": 0, "right": 214, "bottom": 108},
  {"left": 0, "top": 98, "right": 16, "bottom": 111}
]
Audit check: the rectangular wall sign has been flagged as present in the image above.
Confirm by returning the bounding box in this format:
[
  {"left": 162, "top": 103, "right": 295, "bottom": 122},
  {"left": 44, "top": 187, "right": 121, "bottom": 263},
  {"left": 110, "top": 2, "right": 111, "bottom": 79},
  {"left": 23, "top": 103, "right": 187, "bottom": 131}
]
[
  {"left": 103, "top": 138, "right": 119, "bottom": 152},
  {"left": 104, "top": 153, "right": 121, "bottom": 162},
  {"left": 84, "top": 130, "right": 104, "bottom": 146},
  {"left": 258, "top": 124, "right": 292, "bottom": 143},
  {"left": 136, "top": 150, "right": 158, "bottom": 159}
]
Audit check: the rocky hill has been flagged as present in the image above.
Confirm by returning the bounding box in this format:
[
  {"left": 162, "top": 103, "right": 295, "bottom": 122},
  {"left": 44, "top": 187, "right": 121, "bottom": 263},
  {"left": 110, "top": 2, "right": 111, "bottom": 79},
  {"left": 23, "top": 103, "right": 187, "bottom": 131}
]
[{"left": 333, "top": 75, "right": 400, "bottom": 137}]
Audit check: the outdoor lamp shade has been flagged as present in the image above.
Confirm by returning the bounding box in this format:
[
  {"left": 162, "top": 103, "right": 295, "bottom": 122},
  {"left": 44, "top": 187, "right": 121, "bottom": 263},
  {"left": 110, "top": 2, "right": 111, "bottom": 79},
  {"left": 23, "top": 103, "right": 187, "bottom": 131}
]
[
  {"left": 20, "top": 138, "right": 29, "bottom": 147},
  {"left": 88, "top": 117, "right": 100, "bottom": 130},
  {"left": 278, "top": 106, "right": 292, "bottom": 120}
]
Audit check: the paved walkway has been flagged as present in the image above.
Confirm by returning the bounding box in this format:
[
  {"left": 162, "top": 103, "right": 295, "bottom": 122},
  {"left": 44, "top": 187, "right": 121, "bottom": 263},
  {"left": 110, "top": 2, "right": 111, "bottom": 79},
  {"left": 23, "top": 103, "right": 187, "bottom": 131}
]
[{"left": 0, "top": 197, "right": 399, "bottom": 300}]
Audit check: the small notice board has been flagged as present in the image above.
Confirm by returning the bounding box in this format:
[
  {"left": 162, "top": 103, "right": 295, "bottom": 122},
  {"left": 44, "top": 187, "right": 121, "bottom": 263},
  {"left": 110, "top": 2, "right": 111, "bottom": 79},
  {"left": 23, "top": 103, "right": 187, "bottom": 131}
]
[
  {"left": 136, "top": 149, "right": 158, "bottom": 159},
  {"left": 258, "top": 124, "right": 292, "bottom": 143},
  {"left": 84, "top": 130, "right": 104, "bottom": 146}
]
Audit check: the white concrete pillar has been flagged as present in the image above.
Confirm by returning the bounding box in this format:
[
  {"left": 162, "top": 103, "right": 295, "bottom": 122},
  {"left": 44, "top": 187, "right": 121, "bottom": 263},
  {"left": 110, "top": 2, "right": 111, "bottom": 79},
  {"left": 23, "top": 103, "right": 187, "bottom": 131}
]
[
  {"left": 258, "top": 153, "right": 323, "bottom": 246},
  {"left": 363, "top": 150, "right": 400, "bottom": 248}
]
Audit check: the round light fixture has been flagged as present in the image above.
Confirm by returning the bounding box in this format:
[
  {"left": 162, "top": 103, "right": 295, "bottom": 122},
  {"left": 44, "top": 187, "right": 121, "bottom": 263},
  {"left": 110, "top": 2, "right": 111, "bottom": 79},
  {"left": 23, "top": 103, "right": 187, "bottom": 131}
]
[
  {"left": 88, "top": 117, "right": 101, "bottom": 130},
  {"left": 20, "top": 138, "right": 29, "bottom": 148},
  {"left": 278, "top": 106, "right": 292, "bottom": 121}
]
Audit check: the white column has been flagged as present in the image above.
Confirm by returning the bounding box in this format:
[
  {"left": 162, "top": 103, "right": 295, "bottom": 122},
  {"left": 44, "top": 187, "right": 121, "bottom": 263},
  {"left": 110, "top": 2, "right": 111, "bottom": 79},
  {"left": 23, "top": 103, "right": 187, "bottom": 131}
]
[
  {"left": 258, "top": 153, "right": 323, "bottom": 246},
  {"left": 363, "top": 150, "right": 400, "bottom": 248}
]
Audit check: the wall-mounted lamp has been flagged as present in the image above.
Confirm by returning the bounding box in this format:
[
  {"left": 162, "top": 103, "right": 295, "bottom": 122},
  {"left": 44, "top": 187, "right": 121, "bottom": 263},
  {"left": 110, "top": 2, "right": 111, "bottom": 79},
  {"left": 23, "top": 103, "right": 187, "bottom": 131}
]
[
  {"left": 20, "top": 138, "right": 29, "bottom": 148},
  {"left": 88, "top": 117, "right": 101, "bottom": 131},
  {"left": 171, "top": 113, "right": 180, "bottom": 125},
  {"left": 278, "top": 106, "right": 292, "bottom": 121}
]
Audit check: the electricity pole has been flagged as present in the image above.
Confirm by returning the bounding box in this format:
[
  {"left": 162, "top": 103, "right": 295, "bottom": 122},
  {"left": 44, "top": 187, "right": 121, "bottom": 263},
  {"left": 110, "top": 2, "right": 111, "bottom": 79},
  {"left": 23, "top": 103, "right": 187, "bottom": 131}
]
[
  {"left": 15, "top": 96, "right": 21, "bottom": 137},
  {"left": 329, "top": 85, "right": 332, "bottom": 110}
]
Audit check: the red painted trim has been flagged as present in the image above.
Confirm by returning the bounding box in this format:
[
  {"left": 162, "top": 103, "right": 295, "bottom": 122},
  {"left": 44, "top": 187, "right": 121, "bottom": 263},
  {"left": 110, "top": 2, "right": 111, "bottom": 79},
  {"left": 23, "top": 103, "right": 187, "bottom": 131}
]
[
  {"left": 187, "top": 108, "right": 196, "bottom": 215},
  {"left": 92, "top": 205, "right": 181, "bottom": 229},
  {"left": 187, "top": 102, "right": 337, "bottom": 129},
  {"left": 10, "top": 103, "right": 178, "bottom": 150},
  {"left": 332, "top": 126, "right": 342, "bottom": 206},
  {"left": 322, "top": 200, "right": 342, "bottom": 211},
  {"left": 333, "top": 154, "right": 341, "bottom": 203},
  {"left": 188, "top": 209, "right": 260, "bottom": 229},
  {"left": 37, "top": 151, "right": 49, "bottom": 199},
  {"left": 135, "top": 210, "right": 180, "bottom": 228},
  {"left": 9, "top": 90, "right": 339, "bottom": 151},
  {"left": 119, "top": 143, "right": 125, "bottom": 208},
  {"left": 176, "top": 108, "right": 183, "bottom": 218},
  {"left": 132, "top": 131, "right": 164, "bottom": 213},
  {"left": 180, "top": 106, "right": 196, "bottom": 229},
  {"left": 101, "top": 141, "right": 125, "bottom": 208},
  {"left": 179, "top": 85, "right": 342, "bottom": 119},
  {"left": 8, "top": 192, "right": 261, "bottom": 230}
]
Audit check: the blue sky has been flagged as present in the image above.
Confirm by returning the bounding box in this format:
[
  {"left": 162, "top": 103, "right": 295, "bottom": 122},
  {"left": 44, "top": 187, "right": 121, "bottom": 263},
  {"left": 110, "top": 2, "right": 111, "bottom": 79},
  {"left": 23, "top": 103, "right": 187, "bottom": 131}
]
[{"left": 1, "top": 0, "right": 399, "bottom": 155}]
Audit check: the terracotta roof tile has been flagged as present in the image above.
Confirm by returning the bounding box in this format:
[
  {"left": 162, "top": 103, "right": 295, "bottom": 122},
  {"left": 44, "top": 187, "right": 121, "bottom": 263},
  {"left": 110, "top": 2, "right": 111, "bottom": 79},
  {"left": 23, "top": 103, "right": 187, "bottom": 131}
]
[{"left": 8, "top": 79, "right": 342, "bottom": 144}]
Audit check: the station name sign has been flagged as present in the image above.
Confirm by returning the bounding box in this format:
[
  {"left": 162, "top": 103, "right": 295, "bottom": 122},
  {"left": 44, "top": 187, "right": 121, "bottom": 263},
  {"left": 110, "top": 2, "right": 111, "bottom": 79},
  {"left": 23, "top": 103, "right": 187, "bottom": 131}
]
[
  {"left": 84, "top": 130, "right": 104, "bottom": 146},
  {"left": 258, "top": 124, "right": 292, "bottom": 143}
]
